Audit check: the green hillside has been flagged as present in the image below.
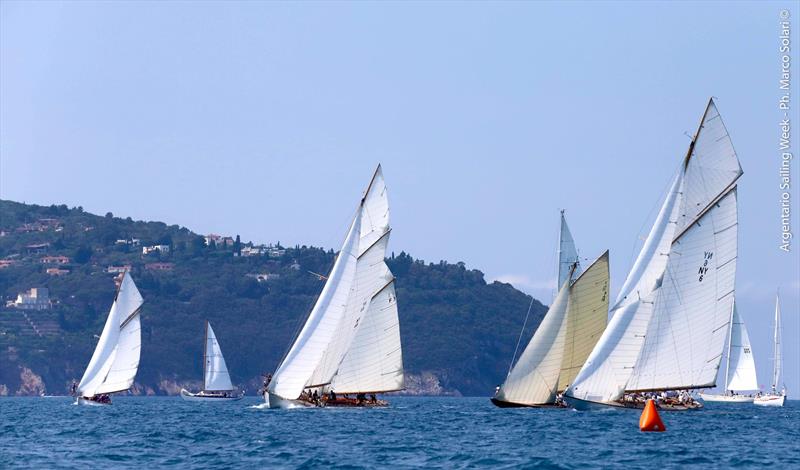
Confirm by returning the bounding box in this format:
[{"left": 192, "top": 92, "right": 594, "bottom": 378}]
[{"left": 0, "top": 200, "right": 546, "bottom": 396}]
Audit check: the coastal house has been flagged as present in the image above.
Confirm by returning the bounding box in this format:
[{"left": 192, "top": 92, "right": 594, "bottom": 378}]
[
  {"left": 11, "top": 288, "right": 52, "bottom": 310},
  {"left": 142, "top": 244, "right": 170, "bottom": 255},
  {"left": 25, "top": 243, "right": 50, "bottom": 255},
  {"left": 0, "top": 260, "right": 19, "bottom": 269},
  {"left": 106, "top": 265, "right": 132, "bottom": 274},
  {"left": 145, "top": 262, "right": 174, "bottom": 271},
  {"left": 246, "top": 273, "right": 281, "bottom": 282},
  {"left": 46, "top": 268, "right": 69, "bottom": 276},
  {"left": 40, "top": 255, "right": 70, "bottom": 265}
]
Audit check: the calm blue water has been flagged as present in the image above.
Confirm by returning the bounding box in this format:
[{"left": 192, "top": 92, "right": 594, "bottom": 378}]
[{"left": 0, "top": 397, "right": 798, "bottom": 469}]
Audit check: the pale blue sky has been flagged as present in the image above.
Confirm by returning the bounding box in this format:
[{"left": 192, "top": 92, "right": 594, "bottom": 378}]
[{"left": 2, "top": 1, "right": 798, "bottom": 393}]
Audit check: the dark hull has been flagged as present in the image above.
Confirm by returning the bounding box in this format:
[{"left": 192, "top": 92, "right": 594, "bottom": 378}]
[{"left": 490, "top": 397, "right": 565, "bottom": 409}]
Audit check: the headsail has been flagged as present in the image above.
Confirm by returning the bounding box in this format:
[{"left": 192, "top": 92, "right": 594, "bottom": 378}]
[
  {"left": 268, "top": 165, "right": 403, "bottom": 400},
  {"left": 77, "top": 272, "right": 144, "bottom": 397},
  {"left": 204, "top": 322, "right": 234, "bottom": 391},
  {"left": 496, "top": 275, "right": 572, "bottom": 405},
  {"left": 725, "top": 304, "right": 758, "bottom": 391}
]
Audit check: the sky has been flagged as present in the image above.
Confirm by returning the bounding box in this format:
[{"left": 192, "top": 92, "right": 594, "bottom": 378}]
[{"left": 1, "top": 1, "right": 798, "bottom": 394}]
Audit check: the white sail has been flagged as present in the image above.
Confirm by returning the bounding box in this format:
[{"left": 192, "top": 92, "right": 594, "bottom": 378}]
[
  {"left": 725, "top": 304, "right": 758, "bottom": 391},
  {"left": 496, "top": 277, "right": 572, "bottom": 405},
  {"left": 558, "top": 251, "right": 610, "bottom": 391},
  {"left": 565, "top": 173, "right": 683, "bottom": 403},
  {"left": 268, "top": 211, "right": 362, "bottom": 399},
  {"left": 204, "top": 322, "right": 234, "bottom": 391},
  {"left": 558, "top": 211, "right": 580, "bottom": 287},
  {"left": 771, "top": 294, "right": 782, "bottom": 391},
  {"left": 330, "top": 281, "right": 404, "bottom": 393},
  {"left": 626, "top": 189, "right": 738, "bottom": 391},
  {"left": 269, "top": 165, "right": 403, "bottom": 400},
  {"left": 77, "top": 273, "right": 144, "bottom": 397}
]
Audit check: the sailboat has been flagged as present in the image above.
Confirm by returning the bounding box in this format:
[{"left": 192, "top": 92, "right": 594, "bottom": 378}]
[
  {"left": 180, "top": 321, "right": 243, "bottom": 402},
  {"left": 754, "top": 293, "right": 786, "bottom": 407},
  {"left": 264, "top": 165, "right": 404, "bottom": 408},
  {"left": 492, "top": 212, "right": 610, "bottom": 408},
  {"left": 74, "top": 272, "right": 143, "bottom": 406},
  {"left": 564, "top": 98, "right": 742, "bottom": 411},
  {"left": 699, "top": 302, "right": 758, "bottom": 402}
]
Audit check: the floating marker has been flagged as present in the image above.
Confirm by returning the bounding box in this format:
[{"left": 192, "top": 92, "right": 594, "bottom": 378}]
[{"left": 639, "top": 399, "right": 666, "bottom": 432}]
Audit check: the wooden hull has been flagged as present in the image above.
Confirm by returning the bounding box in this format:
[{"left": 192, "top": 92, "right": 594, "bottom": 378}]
[
  {"left": 265, "top": 391, "right": 388, "bottom": 408},
  {"left": 698, "top": 393, "right": 754, "bottom": 403},
  {"left": 180, "top": 388, "right": 243, "bottom": 402},
  {"left": 753, "top": 394, "right": 785, "bottom": 407}
]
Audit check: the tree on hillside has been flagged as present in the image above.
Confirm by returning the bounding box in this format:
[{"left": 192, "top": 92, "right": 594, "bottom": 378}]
[{"left": 73, "top": 245, "right": 92, "bottom": 264}]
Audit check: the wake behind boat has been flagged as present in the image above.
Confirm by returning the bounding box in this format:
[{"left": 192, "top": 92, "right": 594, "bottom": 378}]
[
  {"left": 180, "top": 321, "right": 243, "bottom": 402},
  {"left": 265, "top": 165, "right": 404, "bottom": 408},
  {"left": 564, "top": 98, "right": 743, "bottom": 411},
  {"left": 73, "top": 272, "right": 144, "bottom": 406}
]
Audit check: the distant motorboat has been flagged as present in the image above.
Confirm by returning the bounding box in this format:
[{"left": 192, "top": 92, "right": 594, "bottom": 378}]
[
  {"left": 74, "top": 272, "right": 144, "bottom": 406},
  {"left": 754, "top": 293, "right": 786, "bottom": 407},
  {"left": 699, "top": 302, "right": 758, "bottom": 403},
  {"left": 180, "top": 320, "right": 242, "bottom": 402}
]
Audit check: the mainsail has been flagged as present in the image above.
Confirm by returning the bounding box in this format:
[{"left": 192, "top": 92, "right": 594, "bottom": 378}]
[
  {"left": 724, "top": 303, "right": 758, "bottom": 392},
  {"left": 268, "top": 165, "right": 403, "bottom": 401},
  {"left": 566, "top": 98, "right": 742, "bottom": 403},
  {"left": 77, "top": 272, "right": 144, "bottom": 397},
  {"left": 204, "top": 322, "right": 234, "bottom": 391}
]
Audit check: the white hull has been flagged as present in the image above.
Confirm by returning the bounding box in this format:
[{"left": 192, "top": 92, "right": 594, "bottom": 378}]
[
  {"left": 753, "top": 394, "right": 786, "bottom": 407},
  {"left": 180, "top": 388, "right": 243, "bottom": 402},
  {"left": 266, "top": 392, "right": 309, "bottom": 409},
  {"left": 698, "top": 393, "right": 754, "bottom": 403},
  {"left": 76, "top": 397, "right": 111, "bottom": 406}
]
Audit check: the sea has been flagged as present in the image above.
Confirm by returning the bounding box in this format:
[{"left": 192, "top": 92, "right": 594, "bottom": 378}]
[{"left": 0, "top": 396, "right": 797, "bottom": 469}]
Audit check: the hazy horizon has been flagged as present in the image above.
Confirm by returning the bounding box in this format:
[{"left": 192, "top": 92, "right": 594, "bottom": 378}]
[{"left": 2, "top": 1, "right": 798, "bottom": 394}]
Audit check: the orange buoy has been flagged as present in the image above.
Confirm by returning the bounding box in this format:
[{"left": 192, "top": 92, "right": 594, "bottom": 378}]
[{"left": 639, "top": 399, "right": 666, "bottom": 432}]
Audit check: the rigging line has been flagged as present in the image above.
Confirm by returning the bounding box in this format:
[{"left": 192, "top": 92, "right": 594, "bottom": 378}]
[{"left": 508, "top": 296, "right": 536, "bottom": 378}]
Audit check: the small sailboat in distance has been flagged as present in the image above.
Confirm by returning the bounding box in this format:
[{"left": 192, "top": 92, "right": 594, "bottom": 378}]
[
  {"left": 180, "top": 321, "right": 243, "bottom": 402},
  {"left": 492, "top": 212, "right": 610, "bottom": 408},
  {"left": 699, "top": 301, "right": 759, "bottom": 403},
  {"left": 265, "top": 165, "right": 403, "bottom": 408},
  {"left": 73, "top": 272, "right": 143, "bottom": 406},
  {"left": 754, "top": 293, "right": 786, "bottom": 407}
]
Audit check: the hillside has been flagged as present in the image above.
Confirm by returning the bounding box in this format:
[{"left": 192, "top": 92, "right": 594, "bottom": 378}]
[{"left": 0, "top": 200, "right": 547, "bottom": 396}]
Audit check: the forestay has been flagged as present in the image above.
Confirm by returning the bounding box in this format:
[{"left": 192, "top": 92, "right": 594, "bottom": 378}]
[
  {"left": 77, "top": 273, "right": 144, "bottom": 397},
  {"left": 204, "top": 322, "right": 234, "bottom": 391},
  {"left": 725, "top": 304, "right": 758, "bottom": 391}
]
